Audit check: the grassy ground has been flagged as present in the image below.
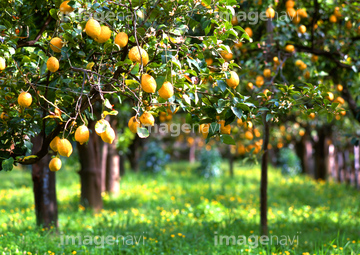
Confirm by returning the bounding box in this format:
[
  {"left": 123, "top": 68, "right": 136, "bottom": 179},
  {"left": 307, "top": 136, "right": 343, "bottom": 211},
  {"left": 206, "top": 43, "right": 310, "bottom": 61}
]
[{"left": 0, "top": 160, "right": 359, "bottom": 254}]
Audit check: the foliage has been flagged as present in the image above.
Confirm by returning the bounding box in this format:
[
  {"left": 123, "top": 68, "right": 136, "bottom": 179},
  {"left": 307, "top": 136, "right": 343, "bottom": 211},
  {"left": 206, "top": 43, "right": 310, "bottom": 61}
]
[
  {"left": 0, "top": 161, "right": 360, "bottom": 254},
  {"left": 196, "top": 147, "right": 222, "bottom": 178},
  {"left": 277, "top": 147, "right": 302, "bottom": 176},
  {"left": 139, "top": 141, "right": 170, "bottom": 173}
]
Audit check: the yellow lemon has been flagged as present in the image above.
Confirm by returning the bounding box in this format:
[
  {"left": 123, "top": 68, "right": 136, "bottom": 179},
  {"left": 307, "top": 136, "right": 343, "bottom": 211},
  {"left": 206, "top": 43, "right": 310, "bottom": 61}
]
[
  {"left": 47, "top": 57, "right": 59, "bottom": 72},
  {"left": 101, "top": 127, "right": 116, "bottom": 144},
  {"left": 139, "top": 111, "right": 155, "bottom": 126},
  {"left": 266, "top": 7, "right": 275, "bottom": 19},
  {"left": 49, "top": 158, "right": 62, "bottom": 172},
  {"left": 95, "top": 119, "right": 110, "bottom": 135},
  {"left": 326, "top": 92, "right": 334, "bottom": 101},
  {"left": 304, "top": 71, "right": 310, "bottom": 79},
  {"left": 263, "top": 68, "right": 271, "bottom": 78},
  {"left": 345, "top": 20, "right": 352, "bottom": 29},
  {"left": 244, "top": 27, "right": 253, "bottom": 38},
  {"left": 0, "top": 112, "right": 9, "bottom": 120},
  {"left": 220, "top": 51, "right": 233, "bottom": 61},
  {"left": 50, "top": 37, "right": 63, "bottom": 53},
  {"left": 329, "top": 14, "right": 337, "bottom": 23},
  {"left": 336, "top": 84, "right": 343, "bottom": 92},
  {"left": 18, "top": 92, "right": 32, "bottom": 107},
  {"left": 115, "top": 32, "right": 128, "bottom": 48},
  {"left": 226, "top": 71, "right": 239, "bottom": 89},
  {"left": 292, "top": 15, "right": 301, "bottom": 24},
  {"left": 141, "top": 74, "right": 157, "bottom": 93},
  {"left": 0, "top": 57, "right": 5, "bottom": 70},
  {"left": 85, "top": 19, "right": 101, "bottom": 39},
  {"left": 128, "top": 46, "right": 149, "bottom": 66},
  {"left": 219, "top": 120, "right": 231, "bottom": 135},
  {"left": 311, "top": 55, "right": 318, "bottom": 62},
  {"left": 299, "top": 25, "right": 306, "bottom": 34},
  {"left": 205, "top": 58, "right": 213, "bottom": 66},
  {"left": 199, "top": 123, "right": 210, "bottom": 139},
  {"left": 94, "top": 26, "right": 112, "bottom": 43},
  {"left": 309, "top": 112, "right": 315, "bottom": 119},
  {"left": 245, "top": 131, "right": 253, "bottom": 140},
  {"left": 50, "top": 136, "right": 60, "bottom": 152},
  {"left": 299, "top": 63, "right": 307, "bottom": 71},
  {"left": 297, "top": 9, "right": 308, "bottom": 18},
  {"left": 285, "top": 0, "right": 295, "bottom": 8},
  {"left": 285, "top": 44, "right": 295, "bottom": 53},
  {"left": 75, "top": 125, "right": 90, "bottom": 145},
  {"left": 158, "top": 81, "right": 174, "bottom": 100},
  {"left": 255, "top": 75, "right": 264, "bottom": 87},
  {"left": 59, "top": 1, "right": 74, "bottom": 14},
  {"left": 286, "top": 8, "right": 296, "bottom": 18},
  {"left": 57, "top": 138, "right": 73, "bottom": 157},
  {"left": 128, "top": 116, "right": 141, "bottom": 133}
]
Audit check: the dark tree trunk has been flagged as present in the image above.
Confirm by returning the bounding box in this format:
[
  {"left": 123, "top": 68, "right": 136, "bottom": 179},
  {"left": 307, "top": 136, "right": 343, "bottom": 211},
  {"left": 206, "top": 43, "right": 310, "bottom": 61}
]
[
  {"left": 31, "top": 134, "right": 58, "bottom": 228},
  {"left": 294, "top": 133, "right": 311, "bottom": 174},
  {"left": 260, "top": 112, "right": 270, "bottom": 235},
  {"left": 105, "top": 116, "right": 120, "bottom": 194},
  {"left": 127, "top": 135, "right": 142, "bottom": 171},
  {"left": 314, "top": 126, "right": 331, "bottom": 180},
  {"left": 229, "top": 147, "right": 234, "bottom": 177},
  {"left": 77, "top": 120, "right": 103, "bottom": 211},
  {"left": 119, "top": 152, "right": 125, "bottom": 177},
  {"left": 259, "top": 15, "right": 273, "bottom": 236}
]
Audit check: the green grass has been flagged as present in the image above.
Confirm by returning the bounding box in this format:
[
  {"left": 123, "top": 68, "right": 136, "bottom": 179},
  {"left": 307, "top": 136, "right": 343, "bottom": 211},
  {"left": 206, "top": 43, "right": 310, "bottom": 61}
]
[{"left": 0, "top": 160, "right": 359, "bottom": 254}]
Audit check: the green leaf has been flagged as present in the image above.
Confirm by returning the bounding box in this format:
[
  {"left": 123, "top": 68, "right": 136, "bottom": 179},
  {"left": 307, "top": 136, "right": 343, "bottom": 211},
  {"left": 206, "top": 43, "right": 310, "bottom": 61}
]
[
  {"left": 137, "top": 127, "right": 149, "bottom": 138},
  {"left": 49, "top": 9, "right": 58, "bottom": 20},
  {"left": 103, "top": 110, "right": 118, "bottom": 116},
  {"left": 216, "top": 80, "right": 227, "bottom": 92},
  {"left": 23, "top": 140, "right": 33, "bottom": 155},
  {"left": 208, "top": 122, "right": 219, "bottom": 138},
  {"left": 266, "top": 113, "right": 274, "bottom": 122},
  {"left": 220, "top": 134, "right": 235, "bottom": 145},
  {"left": 2, "top": 157, "right": 14, "bottom": 172},
  {"left": 327, "top": 113, "right": 333, "bottom": 123},
  {"left": 104, "top": 98, "right": 113, "bottom": 109},
  {"left": 231, "top": 106, "right": 243, "bottom": 119}
]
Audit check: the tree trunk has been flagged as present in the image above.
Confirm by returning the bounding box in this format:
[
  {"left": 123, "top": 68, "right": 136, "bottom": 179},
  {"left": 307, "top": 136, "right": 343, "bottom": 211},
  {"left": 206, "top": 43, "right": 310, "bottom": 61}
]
[
  {"left": 294, "top": 133, "right": 311, "bottom": 174},
  {"left": 78, "top": 120, "right": 103, "bottom": 211},
  {"left": 354, "top": 145, "right": 359, "bottom": 189},
  {"left": 260, "top": 112, "right": 269, "bottom": 235},
  {"left": 127, "top": 135, "right": 142, "bottom": 171},
  {"left": 31, "top": 134, "right": 58, "bottom": 228},
  {"left": 314, "top": 126, "right": 331, "bottom": 180},
  {"left": 119, "top": 152, "right": 125, "bottom": 177},
  {"left": 229, "top": 147, "right": 234, "bottom": 177},
  {"left": 100, "top": 141, "right": 108, "bottom": 193},
  {"left": 105, "top": 116, "right": 120, "bottom": 194}
]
